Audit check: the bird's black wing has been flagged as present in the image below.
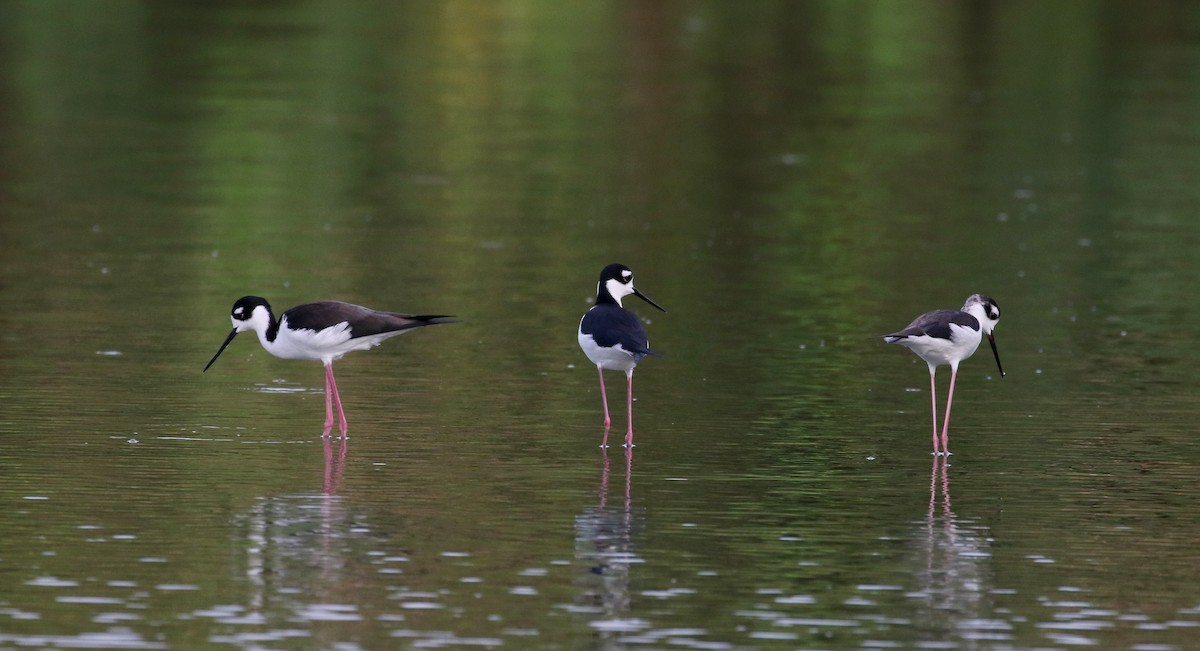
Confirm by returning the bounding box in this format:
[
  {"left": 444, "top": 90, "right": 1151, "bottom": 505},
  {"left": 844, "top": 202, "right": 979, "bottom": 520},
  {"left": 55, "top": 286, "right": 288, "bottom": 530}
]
[
  {"left": 581, "top": 305, "right": 660, "bottom": 357},
  {"left": 884, "top": 309, "right": 978, "bottom": 342},
  {"left": 284, "top": 301, "right": 456, "bottom": 339}
]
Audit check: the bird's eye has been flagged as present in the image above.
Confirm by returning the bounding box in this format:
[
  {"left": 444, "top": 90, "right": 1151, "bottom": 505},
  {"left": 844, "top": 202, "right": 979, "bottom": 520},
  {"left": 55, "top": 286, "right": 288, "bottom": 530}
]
[{"left": 621, "top": 272, "right": 633, "bottom": 283}]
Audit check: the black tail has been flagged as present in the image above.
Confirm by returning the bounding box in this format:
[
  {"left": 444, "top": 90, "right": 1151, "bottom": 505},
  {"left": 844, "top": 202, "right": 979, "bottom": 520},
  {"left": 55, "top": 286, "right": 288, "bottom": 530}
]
[{"left": 414, "top": 315, "right": 459, "bottom": 325}]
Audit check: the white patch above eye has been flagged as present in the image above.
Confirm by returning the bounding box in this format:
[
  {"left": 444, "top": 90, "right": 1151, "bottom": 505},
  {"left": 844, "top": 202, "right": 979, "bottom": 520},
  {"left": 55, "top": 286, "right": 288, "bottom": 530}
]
[
  {"left": 233, "top": 308, "right": 244, "bottom": 316},
  {"left": 621, "top": 270, "right": 633, "bottom": 281}
]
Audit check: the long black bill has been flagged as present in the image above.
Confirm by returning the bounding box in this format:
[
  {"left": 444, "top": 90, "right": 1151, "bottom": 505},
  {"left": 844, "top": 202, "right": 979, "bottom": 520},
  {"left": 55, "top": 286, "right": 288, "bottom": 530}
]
[
  {"left": 633, "top": 288, "right": 667, "bottom": 313},
  {"left": 987, "top": 332, "right": 1005, "bottom": 378},
  {"left": 203, "top": 329, "right": 239, "bottom": 372}
]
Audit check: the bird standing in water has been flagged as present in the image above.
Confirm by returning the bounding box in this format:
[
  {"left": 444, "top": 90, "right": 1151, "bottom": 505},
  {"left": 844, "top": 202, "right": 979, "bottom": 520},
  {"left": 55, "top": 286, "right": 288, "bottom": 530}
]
[
  {"left": 577, "top": 264, "right": 666, "bottom": 448},
  {"left": 883, "top": 294, "right": 1004, "bottom": 455},
  {"left": 205, "top": 296, "right": 456, "bottom": 437}
]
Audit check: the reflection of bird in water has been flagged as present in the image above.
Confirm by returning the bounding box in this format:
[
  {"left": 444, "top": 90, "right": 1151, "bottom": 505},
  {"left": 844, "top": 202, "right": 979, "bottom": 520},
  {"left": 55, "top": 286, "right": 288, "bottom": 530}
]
[
  {"left": 236, "top": 491, "right": 355, "bottom": 619},
  {"left": 574, "top": 447, "right": 641, "bottom": 639},
  {"left": 233, "top": 439, "right": 364, "bottom": 627},
  {"left": 914, "top": 456, "right": 992, "bottom": 640},
  {"left": 883, "top": 294, "right": 1005, "bottom": 455},
  {"left": 204, "top": 295, "right": 456, "bottom": 437},
  {"left": 323, "top": 437, "right": 347, "bottom": 496}
]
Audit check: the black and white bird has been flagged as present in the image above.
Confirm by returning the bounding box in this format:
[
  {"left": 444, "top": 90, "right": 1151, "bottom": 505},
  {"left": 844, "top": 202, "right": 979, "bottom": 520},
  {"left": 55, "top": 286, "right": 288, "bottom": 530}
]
[
  {"left": 204, "top": 296, "right": 456, "bottom": 437},
  {"left": 577, "top": 264, "right": 666, "bottom": 448},
  {"left": 883, "top": 294, "right": 1005, "bottom": 456}
]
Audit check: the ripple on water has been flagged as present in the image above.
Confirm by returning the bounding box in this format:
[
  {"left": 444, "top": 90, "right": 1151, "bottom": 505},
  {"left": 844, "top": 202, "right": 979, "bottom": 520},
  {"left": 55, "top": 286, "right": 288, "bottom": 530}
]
[
  {"left": 95, "top": 612, "right": 143, "bottom": 624},
  {"left": 554, "top": 603, "right": 602, "bottom": 615},
  {"left": 55, "top": 596, "right": 125, "bottom": 605},
  {"left": 1043, "top": 632, "right": 1098, "bottom": 646},
  {"left": 773, "top": 617, "right": 860, "bottom": 628},
  {"left": 0, "top": 607, "right": 39, "bottom": 621},
  {"left": 641, "top": 587, "right": 697, "bottom": 599},
  {"left": 774, "top": 594, "right": 816, "bottom": 605},
  {"left": 0, "top": 629, "right": 167, "bottom": 649},
  {"left": 400, "top": 602, "right": 445, "bottom": 610},
  {"left": 193, "top": 607, "right": 268, "bottom": 629},
  {"left": 857, "top": 584, "right": 905, "bottom": 591},
  {"left": 294, "top": 604, "right": 362, "bottom": 622},
  {"left": 209, "top": 629, "right": 310, "bottom": 646},
  {"left": 389, "top": 630, "right": 503, "bottom": 647},
  {"left": 957, "top": 618, "right": 1013, "bottom": 633},
  {"left": 748, "top": 631, "right": 798, "bottom": 641},
  {"left": 252, "top": 379, "right": 321, "bottom": 394},
  {"left": 25, "top": 576, "right": 79, "bottom": 588},
  {"left": 589, "top": 617, "right": 651, "bottom": 632}
]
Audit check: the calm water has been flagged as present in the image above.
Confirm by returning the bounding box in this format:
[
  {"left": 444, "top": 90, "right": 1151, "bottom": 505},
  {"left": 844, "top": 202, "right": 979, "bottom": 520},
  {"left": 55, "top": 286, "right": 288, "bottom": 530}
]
[{"left": 3, "top": 1, "right": 1200, "bottom": 649}]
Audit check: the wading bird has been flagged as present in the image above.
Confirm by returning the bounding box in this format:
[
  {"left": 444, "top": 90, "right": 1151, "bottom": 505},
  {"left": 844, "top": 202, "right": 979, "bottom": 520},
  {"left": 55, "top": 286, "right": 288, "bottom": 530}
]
[
  {"left": 577, "top": 264, "right": 666, "bottom": 448},
  {"left": 205, "top": 296, "right": 456, "bottom": 437},
  {"left": 883, "top": 294, "right": 1004, "bottom": 455}
]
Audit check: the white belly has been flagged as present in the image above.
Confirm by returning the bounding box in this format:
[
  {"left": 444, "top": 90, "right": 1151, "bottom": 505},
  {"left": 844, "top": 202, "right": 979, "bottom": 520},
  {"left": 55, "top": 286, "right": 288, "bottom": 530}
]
[
  {"left": 899, "top": 325, "right": 982, "bottom": 368},
  {"left": 262, "top": 322, "right": 397, "bottom": 363},
  {"left": 578, "top": 331, "right": 639, "bottom": 373}
]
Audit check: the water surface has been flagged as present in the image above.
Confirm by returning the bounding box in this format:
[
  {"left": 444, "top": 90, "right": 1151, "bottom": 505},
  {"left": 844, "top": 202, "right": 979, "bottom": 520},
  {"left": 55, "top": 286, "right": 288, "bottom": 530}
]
[{"left": 3, "top": 1, "right": 1200, "bottom": 649}]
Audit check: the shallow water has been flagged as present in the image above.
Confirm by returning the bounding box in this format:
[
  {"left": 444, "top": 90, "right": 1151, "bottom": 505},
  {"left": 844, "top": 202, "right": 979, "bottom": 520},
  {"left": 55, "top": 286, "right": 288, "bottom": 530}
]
[{"left": 4, "top": 1, "right": 1200, "bottom": 649}]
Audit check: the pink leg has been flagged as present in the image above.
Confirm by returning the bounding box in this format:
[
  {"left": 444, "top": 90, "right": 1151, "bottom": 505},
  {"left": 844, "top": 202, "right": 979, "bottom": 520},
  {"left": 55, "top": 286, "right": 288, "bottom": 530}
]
[
  {"left": 322, "top": 363, "right": 349, "bottom": 438},
  {"left": 928, "top": 366, "right": 940, "bottom": 455},
  {"left": 323, "top": 365, "right": 335, "bottom": 437},
  {"left": 326, "top": 363, "right": 349, "bottom": 438},
  {"left": 624, "top": 370, "right": 635, "bottom": 448},
  {"left": 940, "top": 365, "right": 959, "bottom": 455},
  {"left": 596, "top": 365, "right": 612, "bottom": 447}
]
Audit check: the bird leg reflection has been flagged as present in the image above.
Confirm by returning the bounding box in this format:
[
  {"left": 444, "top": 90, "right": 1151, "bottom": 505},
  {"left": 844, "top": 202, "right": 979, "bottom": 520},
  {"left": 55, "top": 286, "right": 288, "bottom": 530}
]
[
  {"left": 928, "top": 454, "right": 951, "bottom": 519},
  {"left": 624, "top": 370, "right": 635, "bottom": 448},
  {"left": 323, "top": 436, "right": 347, "bottom": 496},
  {"left": 596, "top": 446, "right": 634, "bottom": 511}
]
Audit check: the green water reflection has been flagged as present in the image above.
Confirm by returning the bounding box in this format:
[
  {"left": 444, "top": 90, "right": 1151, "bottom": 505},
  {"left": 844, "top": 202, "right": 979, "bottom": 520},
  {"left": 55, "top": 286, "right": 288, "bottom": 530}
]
[{"left": 3, "top": 1, "right": 1200, "bottom": 649}]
